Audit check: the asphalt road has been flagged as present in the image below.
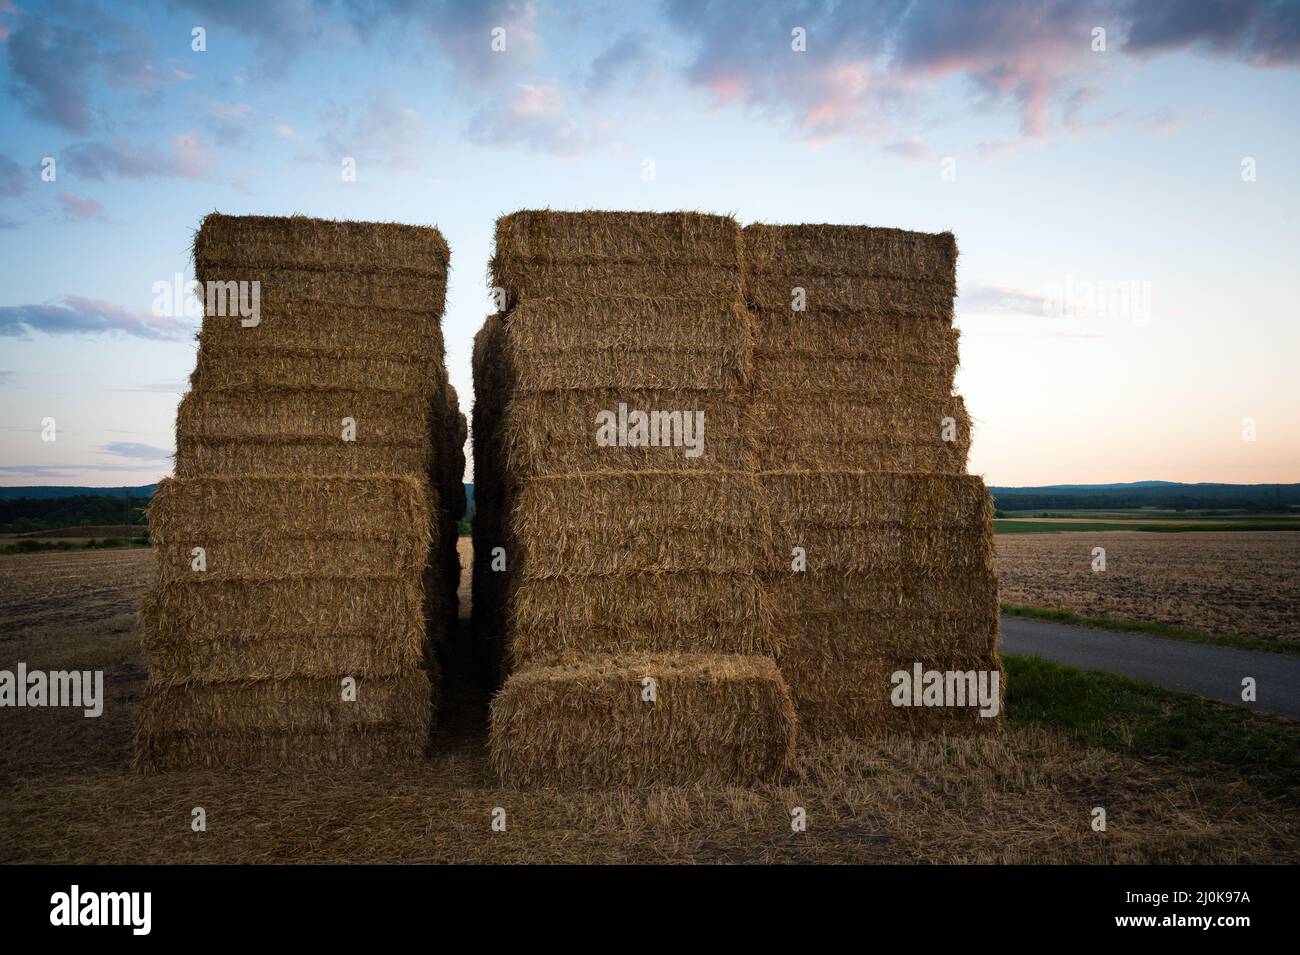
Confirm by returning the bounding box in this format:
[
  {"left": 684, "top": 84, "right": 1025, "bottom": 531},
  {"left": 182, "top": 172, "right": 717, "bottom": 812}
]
[{"left": 999, "top": 615, "right": 1300, "bottom": 719}]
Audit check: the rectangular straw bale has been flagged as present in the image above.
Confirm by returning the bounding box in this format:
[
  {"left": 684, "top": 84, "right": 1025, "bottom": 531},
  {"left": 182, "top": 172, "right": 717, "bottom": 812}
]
[
  {"left": 765, "top": 566, "right": 1000, "bottom": 737},
  {"left": 149, "top": 475, "right": 430, "bottom": 580},
  {"left": 781, "top": 652, "right": 1004, "bottom": 739},
  {"left": 492, "top": 211, "right": 742, "bottom": 307},
  {"left": 743, "top": 223, "right": 956, "bottom": 316},
  {"left": 499, "top": 299, "right": 753, "bottom": 391},
  {"left": 489, "top": 653, "right": 797, "bottom": 787},
  {"left": 744, "top": 223, "right": 956, "bottom": 276},
  {"left": 496, "top": 210, "right": 742, "bottom": 264},
  {"left": 747, "top": 274, "right": 956, "bottom": 318},
  {"left": 134, "top": 670, "right": 431, "bottom": 771},
  {"left": 194, "top": 213, "right": 450, "bottom": 277},
  {"left": 198, "top": 298, "right": 446, "bottom": 359},
  {"left": 510, "top": 471, "right": 773, "bottom": 577},
  {"left": 762, "top": 472, "right": 993, "bottom": 573},
  {"left": 140, "top": 576, "right": 425, "bottom": 682},
  {"left": 502, "top": 388, "right": 755, "bottom": 478},
  {"left": 508, "top": 571, "right": 776, "bottom": 669},
  {"left": 753, "top": 393, "right": 970, "bottom": 472},
  {"left": 191, "top": 340, "right": 448, "bottom": 395},
  {"left": 753, "top": 308, "right": 958, "bottom": 357},
  {"left": 196, "top": 268, "right": 446, "bottom": 314},
  {"left": 174, "top": 439, "right": 431, "bottom": 478},
  {"left": 495, "top": 262, "right": 741, "bottom": 309},
  {"left": 764, "top": 566, "right": 998, "bottom": 621},
  {"left": 176, "top": 388, "right": 432, "bottom": 447}
]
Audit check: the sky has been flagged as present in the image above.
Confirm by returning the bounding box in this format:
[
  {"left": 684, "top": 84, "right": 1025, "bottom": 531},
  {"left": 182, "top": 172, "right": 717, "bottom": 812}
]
[{"left": 0, "top": 0, "right": 1297, "bottom": 487}]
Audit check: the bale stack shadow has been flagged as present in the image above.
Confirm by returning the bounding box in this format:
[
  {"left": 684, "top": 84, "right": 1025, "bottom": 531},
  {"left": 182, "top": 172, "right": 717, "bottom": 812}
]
[{"left": 134, "top": 213, "right": 462, "bottom": 771}]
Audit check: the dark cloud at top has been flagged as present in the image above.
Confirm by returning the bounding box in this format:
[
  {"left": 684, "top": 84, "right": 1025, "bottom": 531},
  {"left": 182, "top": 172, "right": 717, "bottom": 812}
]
[
  {"left": 5, "top": 1, "right": 162, "bottom": 132},
  {"left": 1123, "top": 0, "right": 1300, "bottom": 64},
  {"left": 659, "top": 0, "right": 1300, "bottom": 146}
]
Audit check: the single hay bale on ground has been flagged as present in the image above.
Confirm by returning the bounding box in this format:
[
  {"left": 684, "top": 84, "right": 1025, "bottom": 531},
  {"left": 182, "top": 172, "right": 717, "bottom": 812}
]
[
  {"left": 508, "top": 571, "right": 776, "bottom": 670},
  {"left": 134, "top": 670, "right": 432, "bottom": 772},
  {"left": 499, "top": 299, "right": 754, "bottom": 391},
  {"left": 489, "top": 653, "right": 798, "bottom": 787}
]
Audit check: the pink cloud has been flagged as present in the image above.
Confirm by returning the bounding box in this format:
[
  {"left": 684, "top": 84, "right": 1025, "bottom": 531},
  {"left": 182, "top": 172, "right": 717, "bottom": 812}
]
[{"left": 57, "top": 191, "right": 104, "bottom": 221}]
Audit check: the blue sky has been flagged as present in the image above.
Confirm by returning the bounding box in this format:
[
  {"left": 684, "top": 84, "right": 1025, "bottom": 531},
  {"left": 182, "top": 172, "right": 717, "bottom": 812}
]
[{"left": 1, "top": 0, "right": 1297, "bottom": 486}]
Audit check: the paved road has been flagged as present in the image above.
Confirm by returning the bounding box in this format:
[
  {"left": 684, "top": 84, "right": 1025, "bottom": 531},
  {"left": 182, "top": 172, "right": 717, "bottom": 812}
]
[{"left": 999, "top": 615, "right": 1300, "bottom": 718}]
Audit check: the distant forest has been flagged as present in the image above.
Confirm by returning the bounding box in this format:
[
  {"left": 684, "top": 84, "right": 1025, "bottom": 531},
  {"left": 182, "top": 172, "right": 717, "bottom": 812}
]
[
  {"left": 1, "top": 482, "right": 1294, "bottom": 535},
  {"left": 990, "top": 483, "right": 1300, "bottom": 511},
  {"left": 0, "top": 493, "right": 151, "bottom": 534}
]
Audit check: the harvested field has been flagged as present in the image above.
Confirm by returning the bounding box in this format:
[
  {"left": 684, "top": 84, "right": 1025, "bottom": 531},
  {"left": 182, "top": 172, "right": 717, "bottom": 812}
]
[
  {"left": 1, "top": 546, "right": 1296, "bottom": 863},
  {"left": 995, "top": 531, "right": 1300, "bottom": 645}
]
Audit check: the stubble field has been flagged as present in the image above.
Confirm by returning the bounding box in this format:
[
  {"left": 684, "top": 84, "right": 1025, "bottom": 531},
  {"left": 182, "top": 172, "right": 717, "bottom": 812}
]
[
  {"left": 1, "top": 542, "right": 1296, "bottom": 863},
  {"left": 995, "top": 531, "right": 1300, "bottom": 645}
]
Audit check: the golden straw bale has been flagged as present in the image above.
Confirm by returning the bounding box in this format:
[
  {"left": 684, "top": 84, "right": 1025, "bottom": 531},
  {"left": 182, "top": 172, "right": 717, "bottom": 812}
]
[{"left": 489, "top": 653, "right": 797, "bottom": 787}]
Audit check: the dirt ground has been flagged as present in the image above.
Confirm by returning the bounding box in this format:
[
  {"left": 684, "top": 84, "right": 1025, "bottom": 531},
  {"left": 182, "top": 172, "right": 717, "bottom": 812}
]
[
  {"left": 1, "top": 544, "right": 1296, "bottom": 864},
  {"left": 995, "top": 531, "right": 1300, "bottom": 644}
]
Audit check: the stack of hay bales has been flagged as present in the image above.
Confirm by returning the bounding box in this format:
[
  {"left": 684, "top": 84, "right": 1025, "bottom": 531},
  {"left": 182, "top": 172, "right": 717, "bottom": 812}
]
[
  {"left": 135, "top": 213, "right": 457, "bottom": 770},
  {"left": 744, "top": 224, "right": 1002, "bottom": 737},
  {"left": 475, "top": 211, "right": 796, "bottom": 786}
]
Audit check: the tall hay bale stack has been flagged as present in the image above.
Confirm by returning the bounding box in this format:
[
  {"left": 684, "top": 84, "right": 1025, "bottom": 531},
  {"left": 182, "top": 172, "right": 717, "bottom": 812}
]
[
  {"left": 135, "top": 213, "right": 457, "bottom": 771},
  {"left": 744, "top": 224, "right": 1001, "bottom": 739},
  {"left": 478, "top": 211, "right": 794, "bottom": 786},
  {"left": 475, "top": 211, "right": 770, "bottom": 682},
  {"left": 490, "top": 654, "right": 797, "bottom": 787}
]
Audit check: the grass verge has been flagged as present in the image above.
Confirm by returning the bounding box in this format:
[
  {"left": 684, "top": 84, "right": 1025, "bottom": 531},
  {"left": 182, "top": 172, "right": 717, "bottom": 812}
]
[
  {"left": 1005, "top": 654, "right": 1300, "bottom": 806},
  {"left": 1001, "top": 602, "right": 1299, "bottom": 656}
]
